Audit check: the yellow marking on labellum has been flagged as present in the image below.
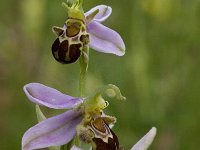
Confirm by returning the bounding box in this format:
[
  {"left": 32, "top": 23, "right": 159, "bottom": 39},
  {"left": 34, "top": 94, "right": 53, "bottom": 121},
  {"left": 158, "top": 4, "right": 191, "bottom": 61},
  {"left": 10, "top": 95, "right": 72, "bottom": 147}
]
[{"left": 66, "top": 20, "right": 81, "bottom": 37}]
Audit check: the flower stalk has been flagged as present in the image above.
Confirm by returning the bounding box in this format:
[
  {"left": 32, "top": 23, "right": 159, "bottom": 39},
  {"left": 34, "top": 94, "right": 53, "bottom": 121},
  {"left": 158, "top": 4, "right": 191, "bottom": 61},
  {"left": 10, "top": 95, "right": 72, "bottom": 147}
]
[{"left": 79, "top": 42, "right": 89, "bottom": 97}]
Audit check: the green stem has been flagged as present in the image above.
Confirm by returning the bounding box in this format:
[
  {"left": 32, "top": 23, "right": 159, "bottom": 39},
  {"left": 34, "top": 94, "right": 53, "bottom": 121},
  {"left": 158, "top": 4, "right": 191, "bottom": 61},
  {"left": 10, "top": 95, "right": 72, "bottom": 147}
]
[{"left": 79, "top": 45, "right": 89, "bottom": 97}]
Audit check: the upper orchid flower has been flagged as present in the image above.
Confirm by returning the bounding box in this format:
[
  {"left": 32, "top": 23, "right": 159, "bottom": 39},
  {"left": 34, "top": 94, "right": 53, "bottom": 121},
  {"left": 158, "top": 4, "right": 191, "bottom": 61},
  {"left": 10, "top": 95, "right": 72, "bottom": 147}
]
[
  {"left": 22, "top": 83, "right": 126, "bottom": 150},
  {"left": 51, "top": 1, "right": 125, "bottom": 64}
]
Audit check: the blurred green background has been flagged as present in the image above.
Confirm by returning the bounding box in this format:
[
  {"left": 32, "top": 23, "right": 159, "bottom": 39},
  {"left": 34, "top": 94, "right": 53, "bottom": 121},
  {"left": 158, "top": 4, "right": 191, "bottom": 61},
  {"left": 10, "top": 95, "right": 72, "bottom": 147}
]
[{"left": 1, "top": 0, "right": 200, "bottom": 149}]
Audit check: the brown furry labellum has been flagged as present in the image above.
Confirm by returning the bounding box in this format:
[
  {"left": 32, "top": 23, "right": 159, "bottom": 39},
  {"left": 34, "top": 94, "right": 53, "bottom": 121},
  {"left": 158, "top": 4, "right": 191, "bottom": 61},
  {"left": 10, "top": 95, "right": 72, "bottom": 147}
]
[
  {"left": 52, "top": 18, "right": 90, "bottom": 64},
  {"left": 90, "top": 117, "right": 119, "bottom": 150},
  {"left": 77, "top": 116, "right": 121, "bottom": 150}
]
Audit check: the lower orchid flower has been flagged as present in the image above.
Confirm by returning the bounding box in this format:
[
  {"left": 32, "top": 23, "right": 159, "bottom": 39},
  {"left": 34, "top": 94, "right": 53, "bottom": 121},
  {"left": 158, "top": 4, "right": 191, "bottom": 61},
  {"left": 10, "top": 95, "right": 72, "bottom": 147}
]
[
  {"left": 22, "top": 83, "right": 156, "bottom": 150},
  {"left": 22, "top": 83, "right": 125, "bottom": 150}
]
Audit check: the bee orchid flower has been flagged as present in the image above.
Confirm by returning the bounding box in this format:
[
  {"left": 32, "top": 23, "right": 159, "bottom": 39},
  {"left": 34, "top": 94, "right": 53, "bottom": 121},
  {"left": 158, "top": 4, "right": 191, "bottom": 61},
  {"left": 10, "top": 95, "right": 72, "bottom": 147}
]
[
  {"left": 22, "top": 83, "right": 125, "bottom": 150},
  {"left": 52, "top": 3, "right": 125, "bottom": 64}
]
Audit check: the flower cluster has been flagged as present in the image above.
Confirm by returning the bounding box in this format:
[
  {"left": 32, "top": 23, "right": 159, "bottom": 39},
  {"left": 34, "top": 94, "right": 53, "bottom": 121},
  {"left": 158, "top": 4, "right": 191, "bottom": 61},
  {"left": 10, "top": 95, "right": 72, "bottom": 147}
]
[{"left": 22, "top": 0, "right": 156, "bottom": 150}]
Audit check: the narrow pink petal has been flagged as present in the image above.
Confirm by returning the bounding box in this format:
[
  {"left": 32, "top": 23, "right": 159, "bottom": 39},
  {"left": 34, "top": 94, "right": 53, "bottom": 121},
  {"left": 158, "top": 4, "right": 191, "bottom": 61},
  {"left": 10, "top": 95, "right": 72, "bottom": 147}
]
[
  {"left": 87, "top": 21, "right": 125, "bottom": 56},
  {"left": 131, "top": 127, "right": 157, "bottom": 150},
  {"left": 23, "top": 83, "right": 83, "bottom": 109},
  {"left": 22, "top": 110, "right": 82, "bottom": 150},
  {"left": 85, "top": 5, "right": 112, "bottom": 22}
]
